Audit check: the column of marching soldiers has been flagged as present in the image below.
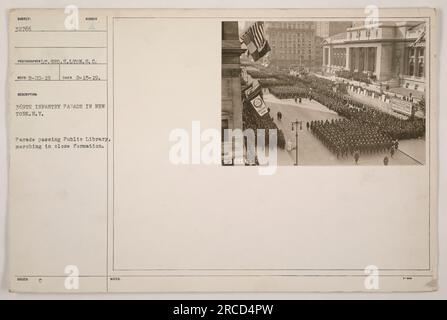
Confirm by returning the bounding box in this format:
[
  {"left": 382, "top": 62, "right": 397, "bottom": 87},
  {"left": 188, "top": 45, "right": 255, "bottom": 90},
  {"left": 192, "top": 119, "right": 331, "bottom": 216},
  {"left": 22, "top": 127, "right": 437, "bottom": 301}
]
[
  {"left": 310, "top": 118, "right": 398, "bottom": 164},
  {"left": 254, "top": 72, "right": 425, "bottom": 164}
]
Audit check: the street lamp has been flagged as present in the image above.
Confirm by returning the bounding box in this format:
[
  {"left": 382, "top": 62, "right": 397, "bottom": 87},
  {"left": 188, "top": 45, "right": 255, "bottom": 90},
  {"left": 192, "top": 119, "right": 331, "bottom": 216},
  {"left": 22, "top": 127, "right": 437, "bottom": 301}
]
[{"left": 291, "top": 119, "right": 303, "bottom": 166}]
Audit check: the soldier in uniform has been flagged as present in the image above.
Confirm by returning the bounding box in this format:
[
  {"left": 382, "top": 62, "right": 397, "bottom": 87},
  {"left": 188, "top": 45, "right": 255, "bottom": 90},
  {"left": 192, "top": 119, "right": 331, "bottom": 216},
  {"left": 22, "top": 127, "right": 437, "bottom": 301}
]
[{"left": 354, "top": 150, "right": 360, "bottom": 165}]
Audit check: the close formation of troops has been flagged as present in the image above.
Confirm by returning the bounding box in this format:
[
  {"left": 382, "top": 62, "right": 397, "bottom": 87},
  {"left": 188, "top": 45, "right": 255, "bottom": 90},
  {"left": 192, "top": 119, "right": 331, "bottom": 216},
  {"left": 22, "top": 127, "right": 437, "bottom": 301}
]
[
  {"left": 268, "top": 85, "right": 308, "bottom": 99},
  {"left": 310, "top": 118, "right": 397, "bottom": 158},
  {"left": 249, "top": 71, "right": 425, "bottom": 162}
]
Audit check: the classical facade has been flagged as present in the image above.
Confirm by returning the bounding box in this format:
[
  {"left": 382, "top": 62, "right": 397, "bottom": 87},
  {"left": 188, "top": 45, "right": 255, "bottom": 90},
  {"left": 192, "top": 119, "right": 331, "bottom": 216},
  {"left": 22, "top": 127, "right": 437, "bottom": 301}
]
[
  {"left": 221, "top": 22, "right": 245, "bottom": 136},
  {"left": 322, "top": 21, "right": 426, "bottom": 93}
]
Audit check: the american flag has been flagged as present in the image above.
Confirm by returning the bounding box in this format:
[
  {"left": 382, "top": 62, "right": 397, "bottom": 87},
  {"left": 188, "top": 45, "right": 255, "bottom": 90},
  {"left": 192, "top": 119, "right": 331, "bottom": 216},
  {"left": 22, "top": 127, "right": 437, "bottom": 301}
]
[{"left": 241, "top": 22, "right": 271, "bottom": 61}]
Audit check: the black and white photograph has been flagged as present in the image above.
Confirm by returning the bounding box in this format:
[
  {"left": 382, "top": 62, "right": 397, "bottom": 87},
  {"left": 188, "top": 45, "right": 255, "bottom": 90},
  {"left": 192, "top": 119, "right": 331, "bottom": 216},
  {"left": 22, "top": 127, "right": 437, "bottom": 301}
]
[{"left": 222, "top": 20, "right": 427, "bottom": 166}]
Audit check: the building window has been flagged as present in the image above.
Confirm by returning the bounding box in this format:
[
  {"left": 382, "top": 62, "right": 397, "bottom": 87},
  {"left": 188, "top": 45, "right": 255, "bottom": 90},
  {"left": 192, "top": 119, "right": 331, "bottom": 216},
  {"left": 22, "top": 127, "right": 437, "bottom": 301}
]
[
  {"left": 409, "top": 61, "right": 414, "bottom": 76},
  {"left": 418, "top": 48, "right": 424, "bottom": 57},
  {"left": 418, "top": 63, "right": 424, "bottom": 78}
]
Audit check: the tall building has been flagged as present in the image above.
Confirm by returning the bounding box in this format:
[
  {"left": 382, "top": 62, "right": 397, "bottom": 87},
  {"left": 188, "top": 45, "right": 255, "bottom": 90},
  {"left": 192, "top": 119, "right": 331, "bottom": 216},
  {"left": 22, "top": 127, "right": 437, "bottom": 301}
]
[
  {"left": 322, "top": 21, "right": 426, "bottom": 95},
  {"left": 264, "top": 22, "right": 321, "bottom": 68},
  {"left": 316, "top": 21, "right": 352, "bottom": 38},
  {"left": 315, "top": 22, "right": 329, "bottom": 39}
]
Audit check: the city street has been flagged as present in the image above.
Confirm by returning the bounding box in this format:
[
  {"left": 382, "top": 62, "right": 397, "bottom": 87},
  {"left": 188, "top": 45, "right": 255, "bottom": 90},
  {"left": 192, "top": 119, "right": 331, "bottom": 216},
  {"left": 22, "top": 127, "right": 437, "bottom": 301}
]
[{"left": 264, "top": 94, "right": 425, "bottom": 166}]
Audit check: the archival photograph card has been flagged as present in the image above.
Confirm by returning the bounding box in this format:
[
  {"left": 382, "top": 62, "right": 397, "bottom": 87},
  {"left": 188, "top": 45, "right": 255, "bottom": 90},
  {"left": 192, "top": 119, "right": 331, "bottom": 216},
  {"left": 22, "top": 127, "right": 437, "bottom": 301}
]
[{"left": 7, "top": 8, "right": 438, "bottom": 292}]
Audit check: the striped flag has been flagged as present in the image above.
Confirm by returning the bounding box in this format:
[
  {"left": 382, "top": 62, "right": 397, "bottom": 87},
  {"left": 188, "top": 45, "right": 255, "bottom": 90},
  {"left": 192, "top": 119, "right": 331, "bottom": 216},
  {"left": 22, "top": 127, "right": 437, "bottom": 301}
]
[
  {"left": 411, "top": 26, "right": 426, "bottom": 47},
  {"left": 241, "top": 22, "right": 271, "bottom": 62}
]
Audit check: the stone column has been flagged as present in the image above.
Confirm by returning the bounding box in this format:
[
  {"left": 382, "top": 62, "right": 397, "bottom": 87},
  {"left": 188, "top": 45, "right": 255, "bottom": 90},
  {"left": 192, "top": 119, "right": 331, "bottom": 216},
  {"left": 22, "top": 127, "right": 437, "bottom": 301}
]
[
  {"left": 372, "top": 47, "right": 377, "bottom": 73},
  {"left": 375, "top": 43, "right": 393, "bottom": 81},
  {"left": 355, "top": 48, "right": 360, "bottom": 72},
  {"left": 323, "top": 47, "right": 328, "bottom": 66},
  {"left": 364, "top": 47, "right": 369, "bottom": 72},
  {"left": 323, "top": 47, "right": 326, "bottom": 67},
  {"left": 375, "top": 45, "right": 382, "bottom": 80},
  {"left": 345, "top": 47, "right": 350, "bottom": 70}
]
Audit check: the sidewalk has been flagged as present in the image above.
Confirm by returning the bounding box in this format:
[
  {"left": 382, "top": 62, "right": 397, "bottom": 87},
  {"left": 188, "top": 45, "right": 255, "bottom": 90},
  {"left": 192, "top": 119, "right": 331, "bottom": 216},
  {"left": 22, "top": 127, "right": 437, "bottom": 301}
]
[{"left": 264, "top": 94, "right": 339, "bottom": 115}]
